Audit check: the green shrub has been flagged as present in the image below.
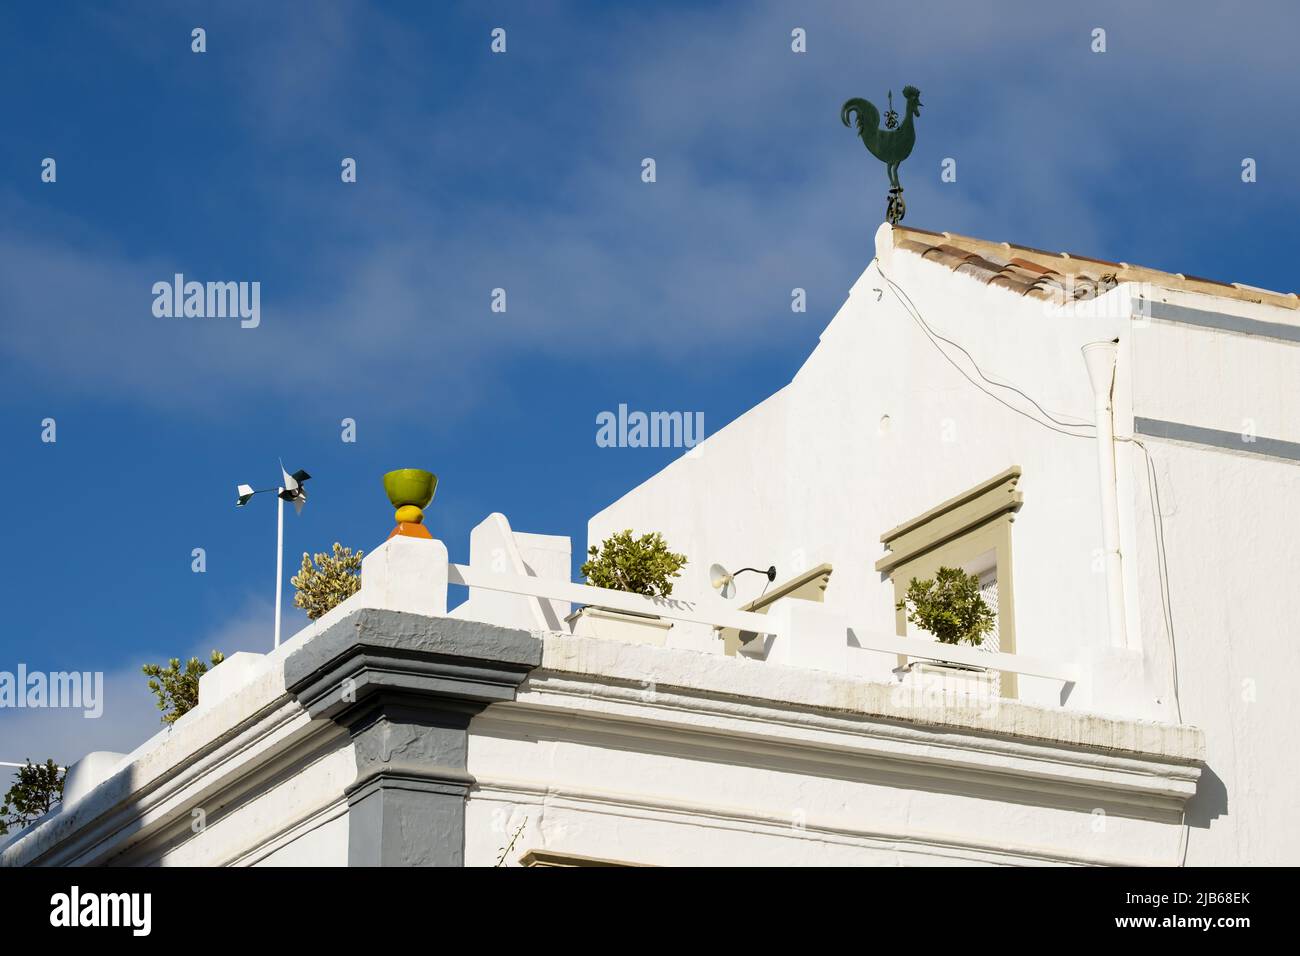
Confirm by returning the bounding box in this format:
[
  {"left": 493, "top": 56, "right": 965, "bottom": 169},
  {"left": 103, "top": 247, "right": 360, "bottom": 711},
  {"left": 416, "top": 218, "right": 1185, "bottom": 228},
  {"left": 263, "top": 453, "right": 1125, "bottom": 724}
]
[
  {"left": 581, "top": 530, "right": 687, "bottom": 598},
  {"left": 895, "top": 566, "right": 994, "bottom": 646},
  {"left": 142, "top": 651, "right": 225, "bottom": 725},
  {"left": 292, "top": 542, "right": 364, "bottom": 620},
  {"left": 0, "top": 759, "right": 64, "bottom": 836}
]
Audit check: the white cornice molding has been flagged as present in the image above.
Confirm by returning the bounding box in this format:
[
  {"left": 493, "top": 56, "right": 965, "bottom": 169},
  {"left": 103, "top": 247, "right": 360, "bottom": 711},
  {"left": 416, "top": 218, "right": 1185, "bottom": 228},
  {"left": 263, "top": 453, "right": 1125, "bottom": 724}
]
[
  {"left": 472, "top": 779, "right": 1150, "bottom": 867},
  {"left": 0, "top": 696, "right": 330, "bottom": 867},
  {"left": 224, "top": 797, "right": 350, "bottom": 868},
  {"left": 534, "top": 634, "right": 1204, "bottom": 765},
  {"left": 495, "top": 665, "right": 1200, "bottom": 813}
]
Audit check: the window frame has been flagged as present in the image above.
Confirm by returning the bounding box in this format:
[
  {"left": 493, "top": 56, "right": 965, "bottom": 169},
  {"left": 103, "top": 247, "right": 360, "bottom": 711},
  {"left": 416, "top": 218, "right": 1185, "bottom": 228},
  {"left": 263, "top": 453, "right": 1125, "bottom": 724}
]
[{"left": 876, "top": 466, "right": 1022, "bottom": 697}]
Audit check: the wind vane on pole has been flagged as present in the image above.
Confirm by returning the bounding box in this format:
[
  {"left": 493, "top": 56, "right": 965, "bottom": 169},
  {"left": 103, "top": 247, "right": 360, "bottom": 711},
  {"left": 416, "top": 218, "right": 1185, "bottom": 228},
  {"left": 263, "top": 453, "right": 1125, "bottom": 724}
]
[
  {"left": 236, "top": 461, "right": 312, "bottom": 649},
  {"left": 841, "top": 86, "right": 923, "bottom": 225}
]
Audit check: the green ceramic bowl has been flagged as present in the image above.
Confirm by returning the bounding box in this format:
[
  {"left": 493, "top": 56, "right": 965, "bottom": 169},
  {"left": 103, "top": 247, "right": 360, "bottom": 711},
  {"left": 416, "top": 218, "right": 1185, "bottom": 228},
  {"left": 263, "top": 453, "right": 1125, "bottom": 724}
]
[{"left": 383, "top": 469, "right": 438, "bottom": 509}]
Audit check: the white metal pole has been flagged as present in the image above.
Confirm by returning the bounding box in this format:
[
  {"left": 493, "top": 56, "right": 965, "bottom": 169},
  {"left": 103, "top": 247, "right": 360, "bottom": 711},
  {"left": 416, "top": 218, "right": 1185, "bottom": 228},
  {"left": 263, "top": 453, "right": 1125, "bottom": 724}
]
[{"left": 274, "top": 490, "right": 284, "bottom": 649}]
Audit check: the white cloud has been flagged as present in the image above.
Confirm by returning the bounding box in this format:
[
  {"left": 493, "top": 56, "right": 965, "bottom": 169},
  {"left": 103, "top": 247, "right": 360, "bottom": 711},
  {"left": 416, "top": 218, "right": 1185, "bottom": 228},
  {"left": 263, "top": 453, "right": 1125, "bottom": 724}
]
[{"left": 0, "top": 596, "right": 273, "bottom": 783}]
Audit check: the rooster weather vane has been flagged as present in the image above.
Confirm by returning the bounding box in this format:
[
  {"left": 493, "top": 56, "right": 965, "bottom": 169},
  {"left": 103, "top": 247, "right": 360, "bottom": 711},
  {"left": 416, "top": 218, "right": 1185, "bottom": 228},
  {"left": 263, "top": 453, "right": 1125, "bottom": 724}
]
[{"left": 841, "top": 86, "right": 922, "bottom": 225}]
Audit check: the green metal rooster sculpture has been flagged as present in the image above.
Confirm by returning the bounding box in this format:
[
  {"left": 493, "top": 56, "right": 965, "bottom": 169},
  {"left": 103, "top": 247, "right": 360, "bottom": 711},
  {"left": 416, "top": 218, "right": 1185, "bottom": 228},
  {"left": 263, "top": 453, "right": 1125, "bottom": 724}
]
[{"left": 841, "top": 86, "right": 922, "bottom": 225}]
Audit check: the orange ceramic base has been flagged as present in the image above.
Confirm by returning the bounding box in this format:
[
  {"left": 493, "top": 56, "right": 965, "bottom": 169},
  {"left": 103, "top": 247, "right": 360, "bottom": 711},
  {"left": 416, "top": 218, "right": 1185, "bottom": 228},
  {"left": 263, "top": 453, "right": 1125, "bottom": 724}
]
[{"left": 388, "top": 522, "right": 433, "bottom": 539}]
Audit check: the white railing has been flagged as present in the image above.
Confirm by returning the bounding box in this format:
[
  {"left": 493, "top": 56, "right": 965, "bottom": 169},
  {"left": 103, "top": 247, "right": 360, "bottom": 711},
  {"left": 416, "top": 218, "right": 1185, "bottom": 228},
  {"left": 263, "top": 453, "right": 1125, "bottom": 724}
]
[
  {"left": 449, "top": 563, "right": 775, "bottom": 635},
  {"left": 847, "top": 628, "right": 1078, "bottom": 683},
  {"left": 447, "top": 562, "right": 1078, "bottom": 686},
  {"left": 361, "top": 517, "right": 1092, "bottom": 701}
]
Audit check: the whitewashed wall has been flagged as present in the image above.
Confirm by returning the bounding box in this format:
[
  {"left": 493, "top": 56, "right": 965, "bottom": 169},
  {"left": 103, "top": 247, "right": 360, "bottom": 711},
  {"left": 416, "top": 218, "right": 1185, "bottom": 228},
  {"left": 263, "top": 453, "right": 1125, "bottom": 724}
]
[
  {"left": 588, "top": 224, "right": 1300, "bottom": 865},
  {"left": 1123, "top": 294, "right": 1300, "bottom": 866}
]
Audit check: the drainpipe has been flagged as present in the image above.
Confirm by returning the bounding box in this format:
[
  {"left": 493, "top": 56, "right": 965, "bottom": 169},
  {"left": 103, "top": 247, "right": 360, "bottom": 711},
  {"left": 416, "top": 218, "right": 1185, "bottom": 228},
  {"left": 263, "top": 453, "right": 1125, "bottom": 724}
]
[{"left": 1082, "top": 340, "right": 1128, "bottom": 650}]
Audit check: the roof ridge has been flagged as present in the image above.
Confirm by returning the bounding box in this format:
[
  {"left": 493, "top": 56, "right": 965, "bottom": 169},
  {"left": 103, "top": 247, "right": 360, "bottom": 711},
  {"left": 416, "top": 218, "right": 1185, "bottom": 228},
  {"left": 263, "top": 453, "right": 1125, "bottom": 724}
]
[{"left": 891, "top": 226, "right": 1298, "bottom": 311}]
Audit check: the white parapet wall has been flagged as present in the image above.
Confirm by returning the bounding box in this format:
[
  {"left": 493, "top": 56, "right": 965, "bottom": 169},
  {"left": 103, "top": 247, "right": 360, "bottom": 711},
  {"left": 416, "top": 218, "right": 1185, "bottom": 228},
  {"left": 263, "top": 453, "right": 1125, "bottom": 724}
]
[
  {"left": 358, "top": 535, "right": 448, "bottom": 617},
  {"left": 449, "top": 513, "right": 570, "bottom": 631}
]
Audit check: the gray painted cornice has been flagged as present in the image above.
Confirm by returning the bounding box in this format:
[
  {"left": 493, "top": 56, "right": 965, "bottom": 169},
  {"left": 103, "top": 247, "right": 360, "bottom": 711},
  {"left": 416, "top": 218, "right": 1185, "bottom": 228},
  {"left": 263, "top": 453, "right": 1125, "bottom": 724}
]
[
  {"left": 285, "top": 608, "right": 541, "bottom": 722},
  {"left": 284, "top": 609, "right": 542, "bottom": 866}
]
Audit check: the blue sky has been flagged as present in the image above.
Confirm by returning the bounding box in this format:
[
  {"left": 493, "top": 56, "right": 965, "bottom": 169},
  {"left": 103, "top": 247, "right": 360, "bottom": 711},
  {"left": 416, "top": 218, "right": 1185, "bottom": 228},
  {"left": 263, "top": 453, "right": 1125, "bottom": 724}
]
[{"left": 2, "top": 0, "right": 1297, "bottom": 769}]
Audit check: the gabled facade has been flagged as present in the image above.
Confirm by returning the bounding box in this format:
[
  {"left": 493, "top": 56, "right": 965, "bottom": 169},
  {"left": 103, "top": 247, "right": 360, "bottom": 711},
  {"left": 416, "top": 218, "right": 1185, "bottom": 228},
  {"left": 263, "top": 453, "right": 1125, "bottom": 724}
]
[{"left": 590, "top": 223, "right": 1300, "bottom": 865}]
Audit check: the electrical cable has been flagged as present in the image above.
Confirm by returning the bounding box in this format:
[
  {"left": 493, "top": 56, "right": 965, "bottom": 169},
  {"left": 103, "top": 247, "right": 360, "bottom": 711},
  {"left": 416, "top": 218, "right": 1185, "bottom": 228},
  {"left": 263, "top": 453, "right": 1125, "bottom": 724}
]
[
  {"left": 874, "top": 259, "right": 1096, "bottom": 438},
  {"left": 1117, "top": 436, "right": 1184, "bottom": 724}
]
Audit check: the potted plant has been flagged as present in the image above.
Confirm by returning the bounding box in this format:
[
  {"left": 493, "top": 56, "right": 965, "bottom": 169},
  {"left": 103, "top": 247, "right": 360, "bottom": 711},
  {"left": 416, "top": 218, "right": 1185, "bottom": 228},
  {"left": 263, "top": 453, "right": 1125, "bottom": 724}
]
[
  {"left": 567, "top": 530, "right": 688, "bottom": 646},
  {"left": 895, "top": 566, "right": 997, "bottom": 694}
]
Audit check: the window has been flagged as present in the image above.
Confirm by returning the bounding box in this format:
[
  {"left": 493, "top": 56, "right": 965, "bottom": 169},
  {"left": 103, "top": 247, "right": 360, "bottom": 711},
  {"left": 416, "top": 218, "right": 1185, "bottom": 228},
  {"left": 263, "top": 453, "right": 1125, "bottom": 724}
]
[
  {"left": 976, "top": 563, "right": 1001, "bottom": 694},
  {"left": 876, "top": 467, "right": 1022, "bottom": 697}
]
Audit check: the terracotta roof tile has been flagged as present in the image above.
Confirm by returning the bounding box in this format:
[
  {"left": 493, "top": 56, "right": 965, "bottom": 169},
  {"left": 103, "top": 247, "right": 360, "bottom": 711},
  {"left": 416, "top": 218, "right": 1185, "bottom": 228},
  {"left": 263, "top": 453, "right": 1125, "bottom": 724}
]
[
  {"left": 987, "top": 274, "right": 1039, "bottom": 296},
  {"left": 890, "top": 225, "right": 1299, "bottom": 310},
  {"left": 935, "top": 243, "right": 978, "bottom": 261},
  {"left": 1002, "top": 264, "right": 1054, "bottom": 286},
  {"left": 964, "top": 254, "right": 1004, "bottom": 272},
  {"left": 1007, "top": 257, "right": 1056, "bottom": 276},
  {"left": 954, "top": 260, "right": 1003, "bottom": 283},
  {"left": 921, "top": 247, "right": 974, "bottom": 271},
  {"left": 896, "top": 239, "right": 933, "bottom": 257},
  {"left": 1033, "top": 274, "right": 1070, "bottom": 293}
]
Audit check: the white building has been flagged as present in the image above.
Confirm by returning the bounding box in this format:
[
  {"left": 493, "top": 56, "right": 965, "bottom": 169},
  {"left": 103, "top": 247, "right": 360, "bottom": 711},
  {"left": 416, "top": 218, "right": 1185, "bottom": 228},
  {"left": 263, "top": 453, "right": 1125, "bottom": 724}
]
[{"left": 4, "top": 224, "right": 1296, "bottom": 866}]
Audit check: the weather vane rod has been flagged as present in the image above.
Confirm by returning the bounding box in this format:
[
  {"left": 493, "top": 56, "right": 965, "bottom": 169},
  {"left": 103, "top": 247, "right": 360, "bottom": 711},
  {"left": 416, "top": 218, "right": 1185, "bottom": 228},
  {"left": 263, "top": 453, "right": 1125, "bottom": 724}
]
[{"left": 841, "top": 85, "right": 923, "bottom": 225}]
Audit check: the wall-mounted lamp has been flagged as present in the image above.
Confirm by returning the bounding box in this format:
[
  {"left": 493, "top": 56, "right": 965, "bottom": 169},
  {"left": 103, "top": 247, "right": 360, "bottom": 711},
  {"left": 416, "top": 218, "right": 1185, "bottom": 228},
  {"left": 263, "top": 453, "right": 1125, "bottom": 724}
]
[{"left": 709, "top": 563, "right": 777, "bottom": 600}]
